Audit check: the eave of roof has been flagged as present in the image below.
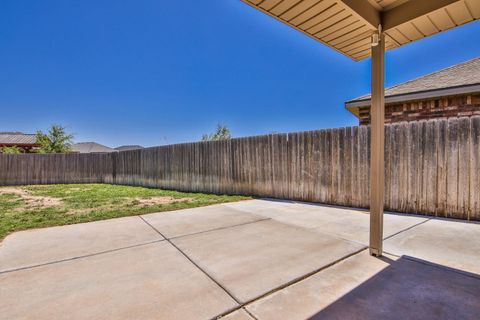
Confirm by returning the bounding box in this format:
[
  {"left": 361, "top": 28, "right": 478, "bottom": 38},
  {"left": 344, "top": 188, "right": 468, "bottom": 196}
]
[
  {"left": 241, "top": 0, "right": 480, "bottom": 61},
  {"left": 346, "top": 83, "right": 480, "bottom": 109},
  {"left": 345, "top": 83, "right": 480, "bottom": 118}
]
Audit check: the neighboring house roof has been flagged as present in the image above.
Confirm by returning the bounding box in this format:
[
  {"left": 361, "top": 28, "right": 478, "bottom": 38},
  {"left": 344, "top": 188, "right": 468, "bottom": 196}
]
[
  {"left": 0, "top": 132, "right": 38, "bottom": 146},
  {"left": 115, "top": 145, "right": 144, "bottom": 151},
  {"left": 345, "top": 57, "right": 480, "bottom": 115},
  {"left": 72, "top": 142, "right": 117, "bottom": 153}
]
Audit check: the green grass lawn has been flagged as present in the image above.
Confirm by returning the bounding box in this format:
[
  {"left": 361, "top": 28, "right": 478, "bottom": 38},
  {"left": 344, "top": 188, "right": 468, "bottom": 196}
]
[{"left": 0, "top": 184, "right": 250, "bottom": 240}]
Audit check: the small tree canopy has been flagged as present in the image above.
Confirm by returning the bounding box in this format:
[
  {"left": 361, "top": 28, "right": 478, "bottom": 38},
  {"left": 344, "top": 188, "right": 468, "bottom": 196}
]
[
  {"left": 202, "top": 124, "right": 231, "bottom": 141},
  {"left": 36, "top": 124, "right": 74, "bottom": 153},
  {"left": 1, "top": 146, "right": 22, "bottom": 154}
]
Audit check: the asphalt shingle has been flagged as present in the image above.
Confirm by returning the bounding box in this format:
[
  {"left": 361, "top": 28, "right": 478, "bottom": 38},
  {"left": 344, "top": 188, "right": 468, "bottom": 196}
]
[{"left": 348, "top": 57, "right": 480, "bottom": 103}]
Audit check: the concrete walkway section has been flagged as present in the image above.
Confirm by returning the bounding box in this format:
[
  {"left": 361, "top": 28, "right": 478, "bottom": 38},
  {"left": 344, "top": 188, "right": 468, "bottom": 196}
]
[{"left": 1, "top": 199, "right": 479, "bottom": 319}]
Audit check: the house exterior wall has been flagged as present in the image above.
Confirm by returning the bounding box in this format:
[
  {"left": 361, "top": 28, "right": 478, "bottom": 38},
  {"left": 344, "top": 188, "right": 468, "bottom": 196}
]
[{"left": 358, "top": 93, "right": 480, "bottom": 125}]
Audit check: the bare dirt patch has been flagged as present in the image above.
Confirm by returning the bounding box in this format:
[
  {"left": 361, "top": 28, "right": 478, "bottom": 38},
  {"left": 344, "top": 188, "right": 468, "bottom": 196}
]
[
  {"left": 133, "top": 196, "right": 192, "bottom": 207},
  {"left": 0, "top": 188, "right": 63, "bottom": 208}
]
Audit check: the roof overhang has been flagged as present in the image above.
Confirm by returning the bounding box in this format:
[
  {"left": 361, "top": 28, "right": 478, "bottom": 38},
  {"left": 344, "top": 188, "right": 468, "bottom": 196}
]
[
  {"left": 345, "top": 83, "right": 480, "bottom": 117},
  {"left": 241, "top": 0, "right": 479, "bottom": 61}
]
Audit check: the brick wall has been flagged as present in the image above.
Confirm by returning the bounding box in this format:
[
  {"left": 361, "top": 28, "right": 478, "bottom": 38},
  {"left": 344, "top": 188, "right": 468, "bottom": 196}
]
[{"left": 359, "top": 93, "right": 480, "bottom": 125}]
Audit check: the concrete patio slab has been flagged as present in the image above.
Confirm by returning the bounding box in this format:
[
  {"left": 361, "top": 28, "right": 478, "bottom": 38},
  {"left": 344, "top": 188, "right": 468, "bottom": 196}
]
[
  {"left": 1, "top": 199, "right": 478, "bottom": 319},
  {"left": 0, "top": 216, "right": 163, "bottom": 272},
  {"left": 142, "top": 204, "right": 265, "bottom": 239},
  {"left": 0, "top": 242, "right": 237, "bottom": 320},
  {"left": 384, "top": 218, "right": 480, "bottom": 274},
  {"left": 172, "top": 219, "right": 365, "bottom": 303},
  {"left": 230, "top": 200, "right": 429, "bottom": 245},
  {"left": 246, "top": 251, "right": 480, "bottom": 320}
]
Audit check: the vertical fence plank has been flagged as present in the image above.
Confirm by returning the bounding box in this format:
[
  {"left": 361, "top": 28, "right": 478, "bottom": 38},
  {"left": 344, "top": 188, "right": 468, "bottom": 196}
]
[
  {"left": 330, "top": 129, "right": 339, "bottom": 205},
  {"left": 349, "top": 127, "right": 358, "bottom": 207},
  {"left": 470, "top": 117, "right": 480, "bottom": 220},
  {"left": 406, "top": 121, "right": 416, "bottom": 213},
  {"left": 398, "top": 122, "right": 409, "bottom": 213},
  {"left": 424, "top": 120, "right": 437, "bottom": 215},
  {"left": 457, "top": 117, "right": 471, "bottom": 219},
  {"left": 359, "top": 125, "right": 369, "bottom": 208},
  {"left": 446, "top": 118, "right": 459, "bottom": 218},
  {"left": 384, "top": 123, "right": 393, "bottom": 211},
  {"left": 319, "top": 130, "right": 329, "bottom": 203},
  {"left": 436, "top": 119, "right": 447, "bottom": 216}
]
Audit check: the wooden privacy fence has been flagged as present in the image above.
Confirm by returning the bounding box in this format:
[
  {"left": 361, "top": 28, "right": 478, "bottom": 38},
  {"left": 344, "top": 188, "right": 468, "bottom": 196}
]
[
  {"left": 1, "top": 116, "right": 479, "bottom": 220},
  {"left": 0, "top": 153, "right": 112, "bottom": 185}
]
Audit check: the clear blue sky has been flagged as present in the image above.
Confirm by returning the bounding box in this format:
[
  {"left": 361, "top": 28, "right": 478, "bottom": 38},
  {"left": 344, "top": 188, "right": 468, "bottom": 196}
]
[{"left": 1, "top": 1, "right": 479, "bottom": 147}]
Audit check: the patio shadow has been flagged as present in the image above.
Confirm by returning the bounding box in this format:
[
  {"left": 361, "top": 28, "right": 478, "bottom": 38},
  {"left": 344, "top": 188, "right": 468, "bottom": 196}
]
[{"left": 309, "top": 255, "right": 480, "bottom": 320}]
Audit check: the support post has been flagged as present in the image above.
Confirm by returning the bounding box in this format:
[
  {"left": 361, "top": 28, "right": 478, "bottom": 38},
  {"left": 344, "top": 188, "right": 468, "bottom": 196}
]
[{"left": 369, "top": 28, "right": 385, "bottom": 257}]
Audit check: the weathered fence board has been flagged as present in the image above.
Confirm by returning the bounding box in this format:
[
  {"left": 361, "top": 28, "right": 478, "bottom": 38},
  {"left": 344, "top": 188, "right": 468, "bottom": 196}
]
[
  {"left": 0, "top": 153, "right": 111, "bottom": 185},
  {"left": 1, "top": 117, "right": 479, "bottom": 220},
  {"left": 471, "top": 117, "right": 480, "bottom": 220}
]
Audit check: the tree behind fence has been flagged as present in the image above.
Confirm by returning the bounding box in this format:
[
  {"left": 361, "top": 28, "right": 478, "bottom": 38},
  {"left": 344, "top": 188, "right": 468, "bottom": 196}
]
[{"left": 1, "top": 117, "right": 479, "bottom": 220}]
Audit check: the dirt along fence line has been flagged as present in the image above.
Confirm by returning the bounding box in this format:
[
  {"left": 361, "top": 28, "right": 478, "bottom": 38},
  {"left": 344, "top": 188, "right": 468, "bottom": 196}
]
[{"left": 1, "top": 116, "right": 479, "bottom": 220}]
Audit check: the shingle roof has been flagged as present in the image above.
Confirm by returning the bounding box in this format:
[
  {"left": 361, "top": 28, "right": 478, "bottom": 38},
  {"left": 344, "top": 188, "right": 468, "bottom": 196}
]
[
  {"left": 0, "top": 132, "right": 37, "bottom": 145},
  {"left": 72, "top": 142, "right": 117, "bottom": 153},
  {"left": 347, "top": 57, "right": 480, "bottom": 105},
  {"left": 115, "top": 145, "right": 144, "bottom": 151}
]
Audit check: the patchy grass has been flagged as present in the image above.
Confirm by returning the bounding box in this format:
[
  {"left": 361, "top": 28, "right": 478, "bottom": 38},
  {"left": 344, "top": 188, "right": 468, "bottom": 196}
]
[{"left": 0, "top": 184, "right": 250, "bottom": 240}]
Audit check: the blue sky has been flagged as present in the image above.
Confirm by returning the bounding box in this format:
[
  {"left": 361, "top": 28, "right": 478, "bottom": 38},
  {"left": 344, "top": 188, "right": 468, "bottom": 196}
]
[{"left": 1, "top": 0, "right": 479, "bottom": 147}]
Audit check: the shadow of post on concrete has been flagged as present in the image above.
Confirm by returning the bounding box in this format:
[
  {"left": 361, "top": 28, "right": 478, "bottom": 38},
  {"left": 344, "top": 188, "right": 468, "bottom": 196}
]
[{"left": 309, "top": 255, "right": 480, "bottom": 320}]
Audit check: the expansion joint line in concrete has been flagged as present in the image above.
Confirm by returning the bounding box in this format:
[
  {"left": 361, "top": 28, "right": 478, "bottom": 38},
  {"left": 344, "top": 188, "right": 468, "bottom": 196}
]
[
  {"left": 0, "top": 238, "right": 165, "bottom": 275},
  {"left": 138, "top": 215, "right": 243, "bottom": 307},
  {"left": 215, "top": 247, "right": 369, "bottom": 320},
  {"left": 242, "top": 307, "right": 259, "bottom": 320},
  {"left": 168, "top": 218, "right": 271, "bottom": 241},
  {"left": 383, "top": 218, "right": 431, "bottom": 241}
]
